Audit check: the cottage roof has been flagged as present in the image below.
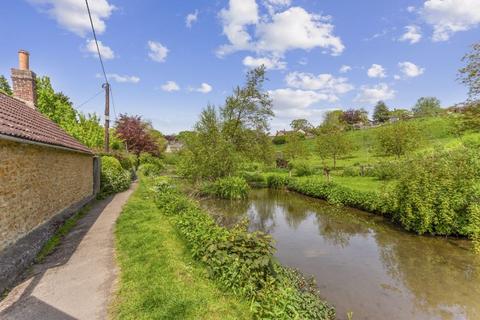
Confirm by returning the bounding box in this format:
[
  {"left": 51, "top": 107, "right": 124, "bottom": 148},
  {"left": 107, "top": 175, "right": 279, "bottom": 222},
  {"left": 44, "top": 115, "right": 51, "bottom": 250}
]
[{"left": 0, "top": 93, "right": 93, "bottom": 154}]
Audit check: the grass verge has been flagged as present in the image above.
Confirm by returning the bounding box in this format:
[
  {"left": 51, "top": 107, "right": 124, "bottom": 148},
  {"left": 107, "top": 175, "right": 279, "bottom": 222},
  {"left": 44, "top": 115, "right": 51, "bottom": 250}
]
[{"left": 113, "top": 178, "right": 252, "bottom": 320}]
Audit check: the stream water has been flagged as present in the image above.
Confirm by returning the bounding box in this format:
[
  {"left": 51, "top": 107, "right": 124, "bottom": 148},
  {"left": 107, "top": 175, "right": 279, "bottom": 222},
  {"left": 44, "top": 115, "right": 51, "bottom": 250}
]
[{"left": 200, "top": 189, "right": 480, "bottom": 320}]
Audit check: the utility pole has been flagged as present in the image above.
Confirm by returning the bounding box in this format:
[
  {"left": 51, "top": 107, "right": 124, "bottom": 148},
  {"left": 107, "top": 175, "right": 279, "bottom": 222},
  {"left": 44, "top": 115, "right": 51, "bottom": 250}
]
[{"left": 103, "top": 82, "right": 110, "bottom": 153}]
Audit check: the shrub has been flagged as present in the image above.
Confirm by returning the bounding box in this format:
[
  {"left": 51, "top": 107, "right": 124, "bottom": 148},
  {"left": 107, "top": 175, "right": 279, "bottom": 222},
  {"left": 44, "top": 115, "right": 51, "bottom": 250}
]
[
  {"left": 266, "top": 174, "right": 291, "bottom": 189},
  {"left": 391, "top": 146, "right": 480, "bottom": 242},
  {"left": 100, "top": 156, "right": 131, "bottom": 197},
  {"left": 342, "top": 166, "right": 361, "bottom": 177},
  {"left": 152, "top": 181, "right": 335, "bottom": 319},
  {"left": 202, "top": 176, "right": 250, "bottom": 199},
  {"left": 289, "top": 159, "right": 315, "bottom": 177},
  {"left": 371, "top": 161, "right": 400, "bottom": 180},
  {"left": 272, "top": 135, "right": 287, "bottom": 145}
]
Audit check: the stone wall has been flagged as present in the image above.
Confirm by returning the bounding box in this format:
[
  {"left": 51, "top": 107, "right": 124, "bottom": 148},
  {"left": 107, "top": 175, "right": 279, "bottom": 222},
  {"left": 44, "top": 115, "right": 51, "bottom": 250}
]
[{"left": 0, "top": 139, "right": 94, "bottom": 252}]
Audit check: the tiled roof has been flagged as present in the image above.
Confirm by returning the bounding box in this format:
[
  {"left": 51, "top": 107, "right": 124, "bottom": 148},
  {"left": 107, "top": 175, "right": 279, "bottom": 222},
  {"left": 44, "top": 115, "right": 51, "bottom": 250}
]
[{"left": 0, "top": 93, "right": 93, "bottom": 154}]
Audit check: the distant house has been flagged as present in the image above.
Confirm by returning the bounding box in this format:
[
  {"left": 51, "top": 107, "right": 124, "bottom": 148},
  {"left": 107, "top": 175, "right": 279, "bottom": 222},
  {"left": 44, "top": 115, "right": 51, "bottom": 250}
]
[
  {"left": 164, "top": 135, "right": 183, "bottom": 153},
  {"left": 0, "top": 50, "right": 99, "bottom": 292}
]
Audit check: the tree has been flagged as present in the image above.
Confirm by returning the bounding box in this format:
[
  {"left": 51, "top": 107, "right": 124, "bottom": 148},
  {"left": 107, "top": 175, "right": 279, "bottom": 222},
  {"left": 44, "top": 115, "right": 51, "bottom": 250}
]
[
  {"left": 290, "top": 119, "right": 313, "bottom": 132},
  {"left": 373, "top": 101, "right": 390, "bottom": 123},
  {"left": 115, "top": 114, "right": 159, "bottom": 167},
  {"left": 284, "top": 132, "right": 309, "bottom": 161},
  {"left": 178, "top": 106, "right": 237, "bottom": 180},
  {"left": 341, "top": 108, "right": 369, "bottom": 127},
  {"left": 316, "top": 126, "right": 352, "bottom": 169},
  {"left": 458, "top": 42, "right": 480, "bottom": 101},
  {"left": 320, "top": 110, "right": 345, "bottom": 131},
  {"left": 412, "top": 97, "right": 442, "bottom": 117},
  {"left": 0, "top": 75, "right": 12, "bottom": 96},
  {"left": 376, "top": 121, "right": 423, "bottom": 158}
]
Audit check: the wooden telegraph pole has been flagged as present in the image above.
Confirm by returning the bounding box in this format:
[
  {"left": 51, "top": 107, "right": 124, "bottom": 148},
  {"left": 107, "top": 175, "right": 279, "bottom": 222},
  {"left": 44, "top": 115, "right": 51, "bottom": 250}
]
[{"left": 103, "top": 82, "right": 110, "bottom": 153}]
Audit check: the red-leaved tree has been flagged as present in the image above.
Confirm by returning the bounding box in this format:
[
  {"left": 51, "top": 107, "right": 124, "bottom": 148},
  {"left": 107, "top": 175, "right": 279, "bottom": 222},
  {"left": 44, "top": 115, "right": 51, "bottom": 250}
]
[{"left": 115, "top": 114, "right": 159, "bottom": 166}]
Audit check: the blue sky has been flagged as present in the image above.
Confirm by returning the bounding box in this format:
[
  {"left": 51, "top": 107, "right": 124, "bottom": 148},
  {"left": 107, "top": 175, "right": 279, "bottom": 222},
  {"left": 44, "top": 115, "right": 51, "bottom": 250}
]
[{"left": 1, "top": 0, "right": 479, "bottom": 134}]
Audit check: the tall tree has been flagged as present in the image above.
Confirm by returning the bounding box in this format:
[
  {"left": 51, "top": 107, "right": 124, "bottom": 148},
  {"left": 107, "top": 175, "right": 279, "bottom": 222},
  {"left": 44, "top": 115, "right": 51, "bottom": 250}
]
[
  {"left": 316, "top": 126, "right": 352, "bottom": 169},
  {"left": 320, "top": 110, "right": 345, "bottom": 131},
  {"left": 290, "top": 119, "right": 313, "bottom": 132},
  {"left": 115, "top": 114, "right": 159, "bottom": 166},
  {"left": 284, "top": 132, "right": 309, "bottom": 161},
  {"left": 412, "top": 97, "right": 442, "bottom": 117},
  {"left": 0, "top": 75, "right": 12, "bottom": 96},
  {"left": 458, "top": 42, "right": 480, "bottom": 101},
  {"left": 373, "top": 101, "right": 390, "bottom": 123}
]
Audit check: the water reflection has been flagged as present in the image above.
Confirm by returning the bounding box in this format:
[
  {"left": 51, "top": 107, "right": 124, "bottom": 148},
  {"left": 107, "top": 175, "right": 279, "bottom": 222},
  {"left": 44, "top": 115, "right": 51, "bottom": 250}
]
[{"left": 201, "top": 189, "right": 480, "bottom": 320}]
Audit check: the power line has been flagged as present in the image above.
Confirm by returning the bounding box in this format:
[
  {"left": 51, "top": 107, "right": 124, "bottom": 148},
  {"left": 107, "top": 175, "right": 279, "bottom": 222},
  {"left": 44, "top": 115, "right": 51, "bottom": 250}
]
[
  {"left": 85, "top": 0, "right": 108, "bottom": 85},
  {"left": 77, "top": 89, "right": 104, "bottom": 109},
  {"left": 109, "top": 85, "right": 118, "bottom": 120}
]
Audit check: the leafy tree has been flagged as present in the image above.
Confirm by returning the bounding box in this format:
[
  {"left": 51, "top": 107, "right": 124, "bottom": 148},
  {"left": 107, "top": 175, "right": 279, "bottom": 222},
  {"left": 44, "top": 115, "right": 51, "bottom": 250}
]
[
  {"left": 0, "top": 75, "right": 12, "bottom": 96},
  {"left": 373, "top": 101, "right": 390, "bottom": 123},
  {"left": 316, "top": 126, "right": 352, "bottom": 168},
  {"left": 341, "top": 108, "right": 369, "bottom": 126},
  {"left": 412, "top": 97, "right": 442, "bottom": 117},
  {"left": 376, "top": 121, "right": 422, "bottom": 158},
  {"left": 284, "top": 132, "right": 309, "bottom": 161},
  {"left": 290, "top": 119, "right": 313, "bottom": 132},
  {"left": 178, "top": 106, "right": 237, "bottom": 180},
  {"left": 458, "top": 42, "right": 480, "bottom": 101},
  {"left": 320, "top": 110, "right": 345, "bottom": 131},
  {"left": 390, "top": 108, "right": 412, "bottom": 120},
  {"left": 115, "top": 114, "right": 159, "bottom": 167},
  {"left": 36, "top": 76, "right": 106, "bottom": 149}
]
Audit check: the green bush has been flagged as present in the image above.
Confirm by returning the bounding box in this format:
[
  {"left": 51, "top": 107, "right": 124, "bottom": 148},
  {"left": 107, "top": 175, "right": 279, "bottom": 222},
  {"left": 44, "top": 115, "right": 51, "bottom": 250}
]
[
  {"left": 272, "top": 135, "right": 287, "bottom": 145},
  {"left": 392, "top": 146, "right": 480, "bottom": 246},
  {"left": 290, "top": 159, "right": 315, "bottom": 177},
  {"left": 266, "top": 174, "right": 291, "bottom": 188},
  {"left": 100, "top": 156, "right": 131, "bottom": 197},
  {"left": 371, "top": 161, "right": 401, "bottom": 180},
  {"left": 139, "top": 163, "right": 164, "bottom": 177},
  {"left": 152, "top": 180, "right": 335, "bottom": 319},
  {"left": 202, "top": 176, "right": 250, "bottom": 199}
]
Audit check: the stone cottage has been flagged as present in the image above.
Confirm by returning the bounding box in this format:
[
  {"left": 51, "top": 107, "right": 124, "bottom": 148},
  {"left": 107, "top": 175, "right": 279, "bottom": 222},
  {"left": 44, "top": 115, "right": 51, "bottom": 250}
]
[{"left": 0, "top": 51, "right": 99, "bottom": 292}]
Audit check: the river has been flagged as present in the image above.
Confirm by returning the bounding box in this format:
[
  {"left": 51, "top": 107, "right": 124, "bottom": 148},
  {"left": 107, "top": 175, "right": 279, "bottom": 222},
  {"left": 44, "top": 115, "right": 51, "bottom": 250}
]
[{"left": 200, "top": 188, "right": 480, "bottom": 320}]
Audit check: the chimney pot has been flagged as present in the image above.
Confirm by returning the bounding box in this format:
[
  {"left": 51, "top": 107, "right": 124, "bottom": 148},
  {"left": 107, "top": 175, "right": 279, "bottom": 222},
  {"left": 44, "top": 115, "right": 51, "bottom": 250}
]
[{"left": 18, "top": 50, "right": 30, "bottom": 71}]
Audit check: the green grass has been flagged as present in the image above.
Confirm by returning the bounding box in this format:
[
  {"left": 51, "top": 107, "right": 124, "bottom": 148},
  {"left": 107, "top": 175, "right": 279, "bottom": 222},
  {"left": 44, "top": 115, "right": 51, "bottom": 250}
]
[
  {"left": 273, "top": 116, "right": 480, "bottom": 194},
  {"left": 35, "top": 204, "right": 92, "bottom": 263},
  {"left": 113, "top": 178, "right": 252, "bottom": 320}
]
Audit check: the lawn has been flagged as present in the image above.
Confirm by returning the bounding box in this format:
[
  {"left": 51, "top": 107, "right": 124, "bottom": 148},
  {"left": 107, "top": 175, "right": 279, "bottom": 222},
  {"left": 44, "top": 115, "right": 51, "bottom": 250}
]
[{"left": 113, "top": 178, "right": 251, "bottom": 320}]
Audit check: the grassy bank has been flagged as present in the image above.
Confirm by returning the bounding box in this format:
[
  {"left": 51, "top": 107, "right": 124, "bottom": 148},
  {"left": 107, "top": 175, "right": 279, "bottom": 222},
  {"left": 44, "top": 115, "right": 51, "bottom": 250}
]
[{"left": 113, "top": 178, "right": 252, "bottom": 320}]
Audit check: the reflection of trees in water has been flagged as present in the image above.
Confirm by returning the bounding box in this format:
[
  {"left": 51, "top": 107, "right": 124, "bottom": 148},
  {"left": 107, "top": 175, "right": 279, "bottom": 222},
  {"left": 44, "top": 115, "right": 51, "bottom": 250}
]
[{"left": 375, "top": 230, "right": 480, "bottom": 319}]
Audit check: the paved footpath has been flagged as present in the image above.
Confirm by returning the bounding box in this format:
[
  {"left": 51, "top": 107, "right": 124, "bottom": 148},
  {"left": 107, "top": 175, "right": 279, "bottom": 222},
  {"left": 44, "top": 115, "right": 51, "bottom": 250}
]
[{"left": 0, "top": 183, "right": 137, "bottom": 320}]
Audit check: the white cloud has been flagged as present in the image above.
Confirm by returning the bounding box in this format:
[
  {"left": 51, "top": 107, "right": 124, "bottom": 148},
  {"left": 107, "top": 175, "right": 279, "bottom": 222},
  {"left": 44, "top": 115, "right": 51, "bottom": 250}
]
[
  {"left": 339, "top": 65, "right": 352, "bottom": 73},
  {"left": 186, "top": 10, "right": 199, "bottom": 28},
  {"left": 148, "top": 41, "right": 169, "bottom": 62},
  {"left": 398, "top": 61, "right": 425, "bottom": 78},
  {"left": 217, "top": 2, "right": 344, "bottom": 57},
  {"left": 85, "top": 39, "right": 115, "bottom": 59},
  {"left": 399, "top": 25, "right": 422, "bottom": 44},
  {"left": 285, "top": 72, "right": 354, "bottom": 96},
  {"left": 218, "top": 0, "right": 259, "bottom": 55},
  {"left": 367, "top": 64, "right": 387, "bottom": 78},
  {"left": 191, "top": 83, "right": 213, "bottom": 93},
  {"left": 161, "top": 81, "right": 180, "bottom": 92},
  {"left": 29, "top": 0, "right": 115, "bottom": 37},
  {"left": 264, "top": 0, "right": 292, "bottom": 14},
  {"left": 421, "top": 0, "right": 480, "bottom": 41},
  {"left": 355, "top": 83, "right": 395, "bottom": 104},
  {"left": 394, "top": 74, "right": 401, "bottom": 80},
  {"left": 269, "top": 88, "right": 334, "bottom": 118},
  {"left": 106, "top": 73, "right": 140, "bottom": 83},
  {"left": 243, "top": 56, "right": 286, "bottom": 70},
  {"left": 256, "top": 7, "right": 344, "bottom": 56}
]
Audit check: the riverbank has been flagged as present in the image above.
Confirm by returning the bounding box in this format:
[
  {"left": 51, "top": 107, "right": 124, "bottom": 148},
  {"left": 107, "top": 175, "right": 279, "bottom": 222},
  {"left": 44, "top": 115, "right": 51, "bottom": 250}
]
[{"left": 113, "top": 178, "right": 252, "bottom": 319}]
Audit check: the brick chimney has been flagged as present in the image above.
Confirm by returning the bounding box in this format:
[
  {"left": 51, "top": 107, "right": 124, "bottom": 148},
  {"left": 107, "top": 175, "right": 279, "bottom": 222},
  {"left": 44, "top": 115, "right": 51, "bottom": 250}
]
[{"left": 11, "top": 50, "right": 37, "bottom": 108}]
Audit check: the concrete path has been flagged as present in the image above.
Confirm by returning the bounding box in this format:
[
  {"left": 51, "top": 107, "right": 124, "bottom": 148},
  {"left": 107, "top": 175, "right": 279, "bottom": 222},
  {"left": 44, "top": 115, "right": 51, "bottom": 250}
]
[{"left": 0, "top": 183, "right": 137, "bottom": 320}]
